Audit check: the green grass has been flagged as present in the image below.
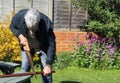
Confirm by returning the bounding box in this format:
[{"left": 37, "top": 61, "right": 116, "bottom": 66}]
[
  {"left": 31, "top": 67, "right": 120, "bottom": 83},
  {"left": 1, "top": 66, "right": 120, "bottom": 83}
]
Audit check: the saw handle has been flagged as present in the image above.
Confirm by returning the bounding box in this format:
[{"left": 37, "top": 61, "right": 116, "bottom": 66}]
[
  {"left": 23, "top": 42, "right": 37, "bottom": 79},
  {"left": 23, "top": 42, "right": 30, "bottom": 51}
]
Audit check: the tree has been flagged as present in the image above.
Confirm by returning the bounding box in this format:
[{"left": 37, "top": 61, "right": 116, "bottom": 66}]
[{"left": 71, "top": 0, "right": 120, "bottom": 39}]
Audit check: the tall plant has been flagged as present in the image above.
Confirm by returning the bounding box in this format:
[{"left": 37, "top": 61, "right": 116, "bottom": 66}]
[
  {"left": 71, "top": 0, "right": 120, "bottom": 38},
  {"left": 70, "top": 33, "right": 120, "bottom": 69}
]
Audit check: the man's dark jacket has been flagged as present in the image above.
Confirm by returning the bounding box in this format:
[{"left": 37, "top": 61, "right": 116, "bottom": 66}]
[{"left": 10, "top": 9, "right": 56, "bottom": 65}]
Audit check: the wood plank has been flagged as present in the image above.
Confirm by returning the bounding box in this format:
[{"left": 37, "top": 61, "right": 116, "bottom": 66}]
[
  {"left": 0, "top": 61, "right": 20, "bottom": 68},
  {"left": 0, "top": 75, "right": 32, "bottom": 83},
  {"left": 0, "top": 71, "right": 32, "bottom": 83}
]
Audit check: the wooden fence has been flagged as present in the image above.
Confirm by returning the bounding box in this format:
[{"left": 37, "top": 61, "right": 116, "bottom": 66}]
[
  {"left": 0, "top": 0, "right": 52, "bottom": 21},
  {"left": 53, "top": 0, "right": 88, "bottom": 31},
  {"left": 0, "top": 0, "right": 87, "bottom": 30}
]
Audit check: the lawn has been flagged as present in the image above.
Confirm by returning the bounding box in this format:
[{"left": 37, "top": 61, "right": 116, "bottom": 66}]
[
  {"left": 0, "top": 66, "right": 120, "bottom": 83},
  {"left": 31, "top": 67, "right": 120, "bottom": 83}
]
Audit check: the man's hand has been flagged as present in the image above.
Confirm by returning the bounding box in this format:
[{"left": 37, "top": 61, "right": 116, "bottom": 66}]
[
  {"left": 18, "top": 34, "right": 28, "bottom": 45},
  {"left": 43, "top": 65, "right": 52, "bottom": 76}
]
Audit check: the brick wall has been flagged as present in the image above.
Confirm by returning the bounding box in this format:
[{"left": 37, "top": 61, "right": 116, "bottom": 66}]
[{"left": 54, "top": 31, "right": 88, "bottom": 52}]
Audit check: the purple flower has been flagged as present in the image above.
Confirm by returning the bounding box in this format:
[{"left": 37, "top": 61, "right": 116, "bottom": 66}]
[
  {"left": 118, "top": 47, "right": 120, "bottom": 51},
  {"left": 101, "top": 38, "right": 106, "bottom": 43},
  {"left": 108, "top": 48, "right": 115, "bottom": 55},
  {"left": 91, "top": 36, "right": 98, "bottom": 41},
  {"left": 85, "top": 34, "right": 89, "bottom": 39},
  {"left": 98, "top": 43, "right": 100, "bottom": 47},
  {"left": 86, "top": 47, "right": 91, "bottom": 53},
  {"left": 98, "top": 49, "right": 102, "bottom": 55},
  {"left": 106, "top": 45, "right": 112, "bottom": 49}
]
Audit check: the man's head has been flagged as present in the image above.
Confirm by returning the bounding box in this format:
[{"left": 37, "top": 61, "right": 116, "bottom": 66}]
[{"left": 24, "top": 8, "right": 40, "bottom": 30}]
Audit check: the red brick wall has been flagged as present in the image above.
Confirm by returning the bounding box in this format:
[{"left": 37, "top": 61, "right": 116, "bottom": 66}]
[{"left": 54, "top": 31, "right": 88, "bottom": 52}]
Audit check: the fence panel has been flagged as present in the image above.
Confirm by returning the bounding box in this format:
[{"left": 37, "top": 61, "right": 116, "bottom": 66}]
[
  {"left": 53, "top": 0, "right": 87, "bottom": 31},
  {"left": 0, "top": 0, "right": 52, "bottom": 21}
]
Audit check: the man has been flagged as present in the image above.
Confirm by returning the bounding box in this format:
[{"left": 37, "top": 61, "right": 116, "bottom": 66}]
[{"left": 10, "top": 8, "right": 56, "bottom": 83}]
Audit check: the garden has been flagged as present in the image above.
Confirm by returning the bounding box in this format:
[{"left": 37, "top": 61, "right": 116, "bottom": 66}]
[{"left": 0, "top": 0, "right": 120, "bottom": 83}]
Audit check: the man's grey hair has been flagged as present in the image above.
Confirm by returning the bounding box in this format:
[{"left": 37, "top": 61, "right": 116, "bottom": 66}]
[{"left": 24, "top": 8, "right": 40, "bottom": 29}]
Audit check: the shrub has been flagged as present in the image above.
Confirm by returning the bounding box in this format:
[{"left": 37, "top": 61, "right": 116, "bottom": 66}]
[
  {"left": 53, "top": 51, "right": 72, "bottom": 69},
  {"left": 0, "top": 22, "right": 21, "bottom": 62},
  {"left": 70, "top": 33, "right": 120, "bottom": 70},
  {"left": 71, "top": 0, "right": 120, "bottom": 38},
  {"left": 70, "top": 0, "right": 120, "bottom": 69}
]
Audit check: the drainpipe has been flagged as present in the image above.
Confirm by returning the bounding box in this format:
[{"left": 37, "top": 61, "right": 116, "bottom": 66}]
[
  {"left": 12, "top": 0, "right": 15, "bottom": 16},
  {"left": 31, "top": 0, "right": 33, "bottom": 7},
  {"left": 52, "top": 0, "right": 54, "bottom": 29},
  {"left": 69, "top": 0, "right": 72, "bottom": 31}
]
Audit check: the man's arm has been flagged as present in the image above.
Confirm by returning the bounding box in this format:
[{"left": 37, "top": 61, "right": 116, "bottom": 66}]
[
  {"left": 46, "top": 28, "right": 56, "bottom": 65},
  {"left": 10, "top": 16, "right": 28, "bottom": 46},
  {"left": 43, "top": 28, "right": 56, "bottom": 76},
  {"left": 10, "top": 17, "right": 22, "bottom": 38}
]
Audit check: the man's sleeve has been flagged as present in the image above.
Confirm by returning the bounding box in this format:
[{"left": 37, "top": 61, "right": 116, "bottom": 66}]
[
  {"left": 10, "top": 17, "right": 21, "bottom": 38},
  {"left": 46, "top": 28, "right": 56, "bottom": 65}
]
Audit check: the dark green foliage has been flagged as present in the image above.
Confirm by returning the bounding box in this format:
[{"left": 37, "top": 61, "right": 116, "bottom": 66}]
[
  {"left": 53, "top": 52, "right": 72, "bottom": 69},
  {"left": 71, "top": 0, "right": 120, "bottom": 38}
]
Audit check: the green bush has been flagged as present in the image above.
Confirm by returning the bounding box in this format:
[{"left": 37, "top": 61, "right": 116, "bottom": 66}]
[
  {"left": 71, "top": 0, "right": 120, "bottom": 38},
  {"left": 53, "top": 51, "right": 72, "bottom": 69},
  {"left": 69, "top": 33, "right": 120, "bottom": 70},
  {"left": 69, "top": 0, "right": 120, "bottom": 70}
]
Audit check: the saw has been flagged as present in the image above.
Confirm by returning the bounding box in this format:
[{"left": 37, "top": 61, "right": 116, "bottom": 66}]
[
  {"left": 23, "top": 42, "right": 37, "bottom": 79},
  {"left": 0, "top": 71, "right": 55, "bottom": 78}
]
